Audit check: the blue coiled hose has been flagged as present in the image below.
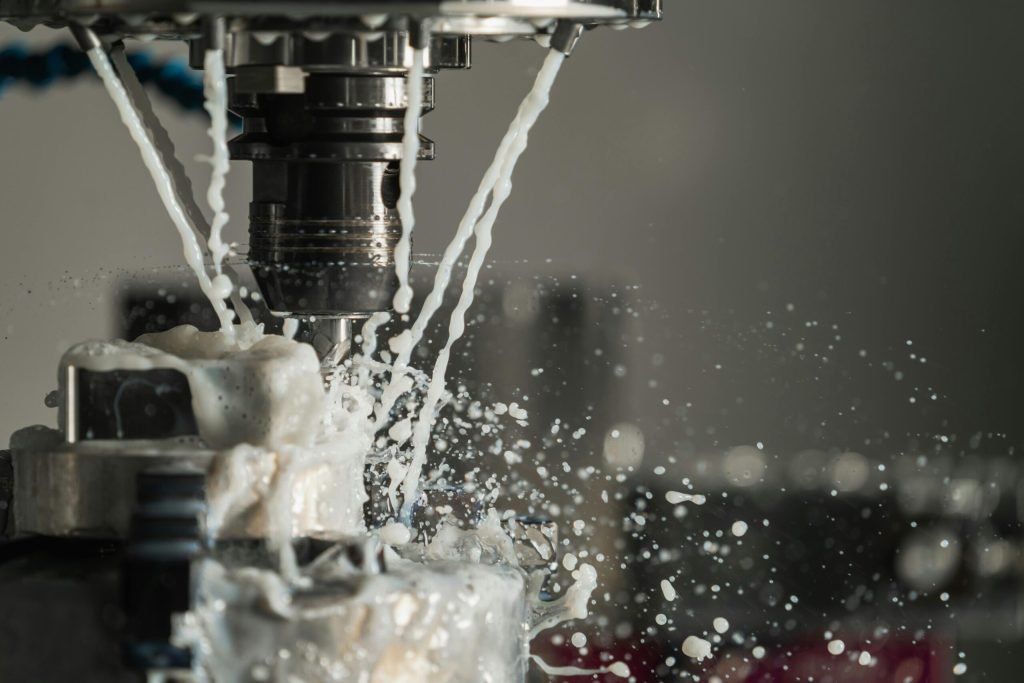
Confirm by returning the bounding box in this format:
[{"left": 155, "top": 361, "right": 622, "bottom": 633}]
[{"left": 0, "top": 42, "right": 212, "bottom": 117}]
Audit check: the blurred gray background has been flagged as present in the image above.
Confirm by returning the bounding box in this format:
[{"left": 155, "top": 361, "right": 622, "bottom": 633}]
[{"left": 2, "top": 1, "right": 1024, "bottom": 457}]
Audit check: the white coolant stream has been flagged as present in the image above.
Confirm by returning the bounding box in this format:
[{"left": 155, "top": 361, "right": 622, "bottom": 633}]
[
  {"left": 198, "top": 48, "right": 257, "bottom": 328},
  {"left": 201, "top": 49, "right": 232, "bottom": 291},
  {"left": 374, "top": 56, "right": 556, "bottom": 428},
  {"left": 392, "top": 47, "right": 426, "bottom": 316},
  {"left": 397, "top": 51, "right": 566, "bottom": 517},
  {"left": 88, "top": 47, "right": 235, "bottom": 334},
  {"left": 357, "top": 46, "right": 427, "bottom": 371}
]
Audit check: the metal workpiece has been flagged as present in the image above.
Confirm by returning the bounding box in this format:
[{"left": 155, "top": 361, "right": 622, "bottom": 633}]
[
  {"left": 63, "top": 366, "right": 199, "bottom": 444},
  {"left": 12, "top": 440, "right": 214, "bottom": 539},
  {"left": 16, "top": 356, "right": 364, "bottom": 540},
  {"left": 14, "top": 358, "right": 361, "bottom": 540}
]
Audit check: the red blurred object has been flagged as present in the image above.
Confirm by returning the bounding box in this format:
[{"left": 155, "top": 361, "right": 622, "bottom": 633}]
[
  {"left": 701, "top": 635, "right": 952, "bottom": 683},
  {"left": 534, "top": 632, "right": 952, "bottom": 683}
]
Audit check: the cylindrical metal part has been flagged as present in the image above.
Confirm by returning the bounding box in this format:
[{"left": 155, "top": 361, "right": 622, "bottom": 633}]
[
  {"left": 230, "top": 69, "right": 435, "bottom": 318},
  {"left": 12, "top": 443, "right": 212, "bottom": 539},
  {"left": 297, "top": 318, "right": 354, "bottom": 371},
  {"left": 246, "top": 162, "right": 401, "bottom": 317}
]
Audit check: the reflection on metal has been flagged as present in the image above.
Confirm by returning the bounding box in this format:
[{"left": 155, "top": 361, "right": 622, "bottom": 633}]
[{"left": 12, "top": 437, "right": 211, "bottom": 539}]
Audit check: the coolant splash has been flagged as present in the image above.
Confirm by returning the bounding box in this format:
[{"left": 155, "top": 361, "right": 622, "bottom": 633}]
[{"left": 82, "top": 38, "right": 601, "bottom": 683}]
